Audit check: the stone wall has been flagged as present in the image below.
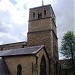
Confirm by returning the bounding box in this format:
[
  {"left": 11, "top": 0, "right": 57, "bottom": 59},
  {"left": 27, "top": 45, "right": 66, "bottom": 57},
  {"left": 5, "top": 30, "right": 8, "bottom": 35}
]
[
  {"left": 4, "top": 48, "right": 49, "bottom": 75},
  {"left": 4, "top": 55, "right": 35, "bottom": 75},
  {"left": 28, "top": 18, "right": 51, "bottom": 32},
  {"left": 27, "top": 31, "right": 52, "bottom": 56}
]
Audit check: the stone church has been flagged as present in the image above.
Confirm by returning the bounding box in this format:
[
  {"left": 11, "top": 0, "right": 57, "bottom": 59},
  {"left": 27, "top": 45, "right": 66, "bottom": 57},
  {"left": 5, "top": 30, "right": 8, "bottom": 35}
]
[{"left": 0, "top": 4, "right": 60, "bottom": 75}]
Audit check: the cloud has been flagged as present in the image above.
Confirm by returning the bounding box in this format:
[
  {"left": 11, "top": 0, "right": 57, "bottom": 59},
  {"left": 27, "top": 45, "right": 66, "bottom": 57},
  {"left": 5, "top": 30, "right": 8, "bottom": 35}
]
[
  {"left": 52, "top": 0, "right": 74, "bottom": 59},
  {"left": 0, "top": 33, "right": 20, "bottom": 44},
  {"left": 52, "top": 0, "right": 74, "bottom": 47},
  {"left": 0, "top": 10, "right": 12, "bottom": 32},
  {"left": 0, "top": 0, "right": 28, "bottom": 44},
  {"left": 9, "top": 0, "right": 17, "bottom": 5}
]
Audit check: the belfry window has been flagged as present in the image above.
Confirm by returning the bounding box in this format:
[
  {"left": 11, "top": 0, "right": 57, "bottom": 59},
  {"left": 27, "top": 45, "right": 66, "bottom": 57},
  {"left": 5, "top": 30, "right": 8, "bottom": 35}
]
[
  {"left": 44, "top": 10, "right": 46, "bottom": 15},
  {"left": 33, "top": 12, "right": 35, "bottom": 17},
  {"left": 40, "top": 55, "right": 46, "bottom": 75},
  {"left": 1, "top": 47, "right": 3, "bottom": 50},
  {"left": 38, "top": 13, "right": 42, "bottom": 19},
  {"left": 17, "top": 64, "right": 22, "bottom": 75}
]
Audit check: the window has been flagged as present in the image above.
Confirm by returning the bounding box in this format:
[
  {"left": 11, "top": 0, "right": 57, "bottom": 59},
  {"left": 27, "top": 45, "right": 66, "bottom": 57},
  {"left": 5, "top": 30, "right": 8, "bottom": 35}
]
[
  {"left": 44, "top": 10, "right": 46, "bottom": 15},
  {"left": 22, "top": 45, "right": 25, "bottom": 48},
  {"left": 56, "top": 61, "right": 58, "bottom": 75},
  {"left": 1, "top": 47, "right": 3, "bottom": 50},
  {"left": 38, "top": 13, "right": 42, "bottom": 19},
  {"left": 40, "top": 55, "right": 46, "bottom": 75},
  {"left": 33, "top": 13, "right": 35, "bottom": 17},
  {"left": 17, "top": 64, "right": 22, "bottom": 75},
  {"left": 36, "top": 56, "right": 38, "bottom": 64}
]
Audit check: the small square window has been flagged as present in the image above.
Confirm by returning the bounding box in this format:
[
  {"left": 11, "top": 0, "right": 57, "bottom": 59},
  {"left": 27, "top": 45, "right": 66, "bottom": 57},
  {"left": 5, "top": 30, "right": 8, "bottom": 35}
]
[
  {"left": 33, "top": 13, "right": 35, "bottom": 17},
  {"left": 38, "top": 13, "right": 42, "bottom": 19}
]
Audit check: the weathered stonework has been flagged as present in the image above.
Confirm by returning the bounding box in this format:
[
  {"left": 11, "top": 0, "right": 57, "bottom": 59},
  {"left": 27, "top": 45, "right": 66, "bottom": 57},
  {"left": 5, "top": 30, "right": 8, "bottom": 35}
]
[
  {"left": 28, "top": 31, "right": 51, "bottom": 55},
  {"left": 4, "top": 48, "right": 49, "bottom": 75},
  {"left": 27, "top": 5, "right": 58, "bottom": 75},
  {"left": 27, "top": 5, "right": 58, "bottom": 60}
]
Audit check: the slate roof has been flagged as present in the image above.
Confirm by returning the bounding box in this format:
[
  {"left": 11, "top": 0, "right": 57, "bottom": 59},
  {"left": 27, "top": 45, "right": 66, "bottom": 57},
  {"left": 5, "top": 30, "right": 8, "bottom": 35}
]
[
  {"left": 0, "top": 45, "right": 44, "bottom": 57},
  {"left": 0, "top": 58, "right": 10, "bottom": 75}
]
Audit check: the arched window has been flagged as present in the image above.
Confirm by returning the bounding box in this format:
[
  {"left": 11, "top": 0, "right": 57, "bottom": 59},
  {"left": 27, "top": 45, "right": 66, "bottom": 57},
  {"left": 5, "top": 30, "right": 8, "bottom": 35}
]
[
  {"left": 17, "top": 64, "right": 22, "bottom": 75},
  {"left": 40, "top": 55, "right": 46, "bottom": 75}
]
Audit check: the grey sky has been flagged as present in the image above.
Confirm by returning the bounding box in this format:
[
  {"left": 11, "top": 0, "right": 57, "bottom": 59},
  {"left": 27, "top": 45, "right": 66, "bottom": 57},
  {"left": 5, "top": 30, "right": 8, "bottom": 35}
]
[
  {"left": 53, "top": 0, "right": 74, "bottom": 48},
  {"left": 52, "top": 0, "right": 74, "bottom": 58}
]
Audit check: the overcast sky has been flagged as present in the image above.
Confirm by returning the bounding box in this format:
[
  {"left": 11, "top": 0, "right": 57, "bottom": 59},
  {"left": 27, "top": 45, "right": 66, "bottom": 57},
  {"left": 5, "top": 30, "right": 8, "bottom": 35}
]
[{"left": 0, "top": 0, "right": 74, "bottom": 57}]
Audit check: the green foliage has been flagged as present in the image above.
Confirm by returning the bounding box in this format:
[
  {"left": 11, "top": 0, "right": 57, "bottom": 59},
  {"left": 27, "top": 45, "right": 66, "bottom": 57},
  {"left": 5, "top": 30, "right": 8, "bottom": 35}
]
[
  {"left": 61, "top": 31, "right": 75, "bottom": 59},
  {"left": 69, "top": 71, "right": 73, "bottom": 75}
]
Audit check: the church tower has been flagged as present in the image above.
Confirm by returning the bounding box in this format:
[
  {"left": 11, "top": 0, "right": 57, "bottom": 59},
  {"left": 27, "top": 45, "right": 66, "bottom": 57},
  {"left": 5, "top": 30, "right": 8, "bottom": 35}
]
[{"left": 27, "top": 5, "right": 58, "bottom": 60}]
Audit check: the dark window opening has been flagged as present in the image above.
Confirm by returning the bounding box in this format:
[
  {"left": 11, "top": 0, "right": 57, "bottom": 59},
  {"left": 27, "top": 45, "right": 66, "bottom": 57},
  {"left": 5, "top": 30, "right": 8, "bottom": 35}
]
[
  {"left": 17, "top": 64, "right": 22, "bottom": 75},
  {"left": 1, "top": 47, "right": 3, "bottom": 50},
  {"left": 40, "top": 55, "right": 46, "bottom": 75},
  {"left": 22, "top": 45, "right": 25, "bottom": 48},
  {"left": 33, "top": 13, "right": 35, "bottom": 17},
  {"left": 38, "top": 13, "right": 42, "bottom": 19},
  {"left": 56, "top": 61, "right": 58, "bottom": 75},
  {"left": 44, "top": 10, "right": 46, "bottom": 15},
  {"left": 36, "top": 56, "right": 38, "bottom": 64}
]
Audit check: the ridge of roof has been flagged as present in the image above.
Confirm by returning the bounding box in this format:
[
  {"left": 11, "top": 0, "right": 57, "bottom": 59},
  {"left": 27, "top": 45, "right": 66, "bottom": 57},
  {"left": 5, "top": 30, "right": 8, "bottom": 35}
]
[{"left": 0, "top": 41, "right": 26, "bottom": 46}]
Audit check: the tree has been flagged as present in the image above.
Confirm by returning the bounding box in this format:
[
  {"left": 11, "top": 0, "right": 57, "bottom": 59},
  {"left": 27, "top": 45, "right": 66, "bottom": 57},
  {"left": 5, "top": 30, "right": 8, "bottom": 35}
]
[
  {"left": 61, "top": 31, "right": 75, "bottom": 58},
  {"left": 60, "top": 31, "right": 75, "bottom": 75}
]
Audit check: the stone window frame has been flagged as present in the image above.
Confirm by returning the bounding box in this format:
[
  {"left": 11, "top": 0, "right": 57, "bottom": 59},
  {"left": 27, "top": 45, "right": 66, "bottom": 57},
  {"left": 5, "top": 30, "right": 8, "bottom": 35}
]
[{"left": 40, "top": 55, "right": 46, "bottom": 75}]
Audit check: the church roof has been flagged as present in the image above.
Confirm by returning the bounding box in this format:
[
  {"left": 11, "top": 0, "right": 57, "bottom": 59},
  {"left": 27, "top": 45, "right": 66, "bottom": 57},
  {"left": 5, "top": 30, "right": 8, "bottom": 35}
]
[
  {"left": 0, "top": 58, "right": 10, "bottom": 75},
  {"left": 0, "top": 45, "right": 44, "bottom": 57}
]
